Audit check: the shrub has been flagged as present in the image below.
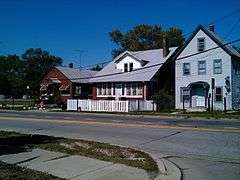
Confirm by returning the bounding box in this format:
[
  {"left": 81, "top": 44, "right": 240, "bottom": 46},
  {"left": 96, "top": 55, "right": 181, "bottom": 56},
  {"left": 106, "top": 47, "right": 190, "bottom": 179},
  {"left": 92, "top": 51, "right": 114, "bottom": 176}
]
[{"left": 152, "top": 90, "right": 174, "bottom": 112}]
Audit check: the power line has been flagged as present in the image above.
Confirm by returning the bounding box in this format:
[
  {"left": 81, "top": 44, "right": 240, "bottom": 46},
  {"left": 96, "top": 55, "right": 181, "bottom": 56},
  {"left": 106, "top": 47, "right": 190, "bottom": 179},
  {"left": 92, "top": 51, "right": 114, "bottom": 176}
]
[
  {"left": 74, "top": 50, "right": 87, "bottom": 69},
  {"left": 80, "top": 8, "right": 240, "bottom": 70},
  {"left": 82, "top": 60, "right": 111, "bottom": 69},
  {"left": 44, "top": 38, "right": 240, "bottom": 81}
]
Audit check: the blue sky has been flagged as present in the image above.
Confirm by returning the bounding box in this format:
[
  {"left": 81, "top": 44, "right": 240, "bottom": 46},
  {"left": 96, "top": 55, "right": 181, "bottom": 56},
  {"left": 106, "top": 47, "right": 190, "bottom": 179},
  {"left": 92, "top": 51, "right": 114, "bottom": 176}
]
[{"left": 0, "top": 0, "right": 240, "bottom": 67}]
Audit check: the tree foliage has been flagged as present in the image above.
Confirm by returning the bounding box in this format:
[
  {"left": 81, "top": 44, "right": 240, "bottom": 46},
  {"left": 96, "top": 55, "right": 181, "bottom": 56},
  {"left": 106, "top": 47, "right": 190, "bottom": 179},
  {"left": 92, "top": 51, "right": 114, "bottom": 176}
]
[
  {"left": 90, "top": 64, "right": 102, "bottom": 71},
  {"left": 152, "top": 90, "right": 174, "bottom": 112},
  {"left": 0, "top": 48, "right": 62, "bottom": 98},
  {"left": 0, "top": 55, "right": 25, "bottom": 98},
  {"left": 109, "top": 24, "right": 184, "bottom": 57},
  {"left": 22, "top": 48, "right": 63, "bottom": 97}
]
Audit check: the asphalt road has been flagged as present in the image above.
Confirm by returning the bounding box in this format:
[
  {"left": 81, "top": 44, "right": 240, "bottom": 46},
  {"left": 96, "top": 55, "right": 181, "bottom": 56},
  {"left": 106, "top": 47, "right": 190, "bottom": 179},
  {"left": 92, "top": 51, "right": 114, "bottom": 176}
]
[
  {"left": 0, "top": 110, "right": 239, "bottom": 180},
  {"left": 0, "top": 110, "right": 240, "bottom": 130}
]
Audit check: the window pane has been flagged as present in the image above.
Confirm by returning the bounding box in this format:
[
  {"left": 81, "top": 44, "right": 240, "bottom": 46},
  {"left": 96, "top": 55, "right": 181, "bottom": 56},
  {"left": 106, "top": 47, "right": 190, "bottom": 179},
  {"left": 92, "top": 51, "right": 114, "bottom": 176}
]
[
  {"left": 180, "top": 87, "right": 190, "bottom": 102},
  {"left": 103, "top": 83, "right": 106, "bottom": 95},
  {"left": 126, "top": 84, "right": 131, "bottom": 95},
  {"left": 97, "top": 84, "right": 102, "bottom": 95},
  {"left": 124, "top": 63, "right": 128, "bottom": 72},
  {"left": 215, "top": 87, "right": 222, "bottom": 102},
  {"left": 183, "top": 63, "right": 190, "bottom": 75},
  {"left": 137, "top": 83, "right": 143, "bottom": 95},
  {"left": 214, "top": 59, "right": 222, "bottom": 74},
  {"left": 129, "top": 63, "right": 133, "bottom": 72},
  {"left": 198, "top": 61, "right": 206, "bottom": 75},
  {"left": 132, "top": 83, "right": 137, "bottom": 95},
  {"left": 198, "top": 38, "right": 205, "bottom": 52}
]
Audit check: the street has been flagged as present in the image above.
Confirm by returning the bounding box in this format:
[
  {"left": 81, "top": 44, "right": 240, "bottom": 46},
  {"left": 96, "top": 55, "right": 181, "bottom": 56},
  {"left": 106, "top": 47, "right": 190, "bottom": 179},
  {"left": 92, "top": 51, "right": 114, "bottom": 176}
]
[{"left": 0, "top": 110, "right": 239, "bottom": 180}]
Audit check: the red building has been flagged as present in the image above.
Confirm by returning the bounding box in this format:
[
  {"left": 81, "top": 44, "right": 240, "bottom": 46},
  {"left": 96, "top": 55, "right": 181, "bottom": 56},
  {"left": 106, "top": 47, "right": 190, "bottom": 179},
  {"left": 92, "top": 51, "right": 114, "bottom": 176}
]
[{"left": 40, "top": 66, "right": 97, "bottom": 104}]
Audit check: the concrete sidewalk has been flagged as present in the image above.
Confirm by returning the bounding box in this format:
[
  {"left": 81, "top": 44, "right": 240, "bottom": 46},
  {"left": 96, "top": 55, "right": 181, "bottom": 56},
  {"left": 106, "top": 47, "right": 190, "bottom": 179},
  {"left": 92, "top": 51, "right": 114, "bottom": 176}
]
[{"left": 0, "top": 149, "right": 152, "bottom": 180}]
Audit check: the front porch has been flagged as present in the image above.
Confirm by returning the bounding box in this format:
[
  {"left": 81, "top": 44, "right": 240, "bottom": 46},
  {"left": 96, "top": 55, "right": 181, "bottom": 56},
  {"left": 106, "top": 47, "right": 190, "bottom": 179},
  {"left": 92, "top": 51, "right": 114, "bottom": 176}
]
[{"left": 182, "top": 81, "right": 210, "bottom": 111}]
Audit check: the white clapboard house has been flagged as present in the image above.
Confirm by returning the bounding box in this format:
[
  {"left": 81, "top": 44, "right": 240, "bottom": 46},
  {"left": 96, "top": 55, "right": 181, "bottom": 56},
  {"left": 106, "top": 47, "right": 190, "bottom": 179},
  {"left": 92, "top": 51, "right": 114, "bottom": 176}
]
[{"left": 174, "top": 25, "right": 240, "bottom": 111}]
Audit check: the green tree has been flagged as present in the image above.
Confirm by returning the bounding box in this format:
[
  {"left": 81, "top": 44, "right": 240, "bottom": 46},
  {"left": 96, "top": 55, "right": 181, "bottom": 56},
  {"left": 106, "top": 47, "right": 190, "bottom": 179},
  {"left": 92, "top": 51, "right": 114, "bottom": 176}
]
[
  {"left": 152, "top": 90, "right": 174, "bottom": 112},
  {"left": 109, "top": 24, "right": 184, "bottom": 57},
  {"left": 22, "top": 48, "right": 63, "bottom": 97},
  {"left": 91, "top": 64, "right": 102, "bottom": 71},
  {"left": 0, "top": 55, "right": 25, "bottom": 98}
]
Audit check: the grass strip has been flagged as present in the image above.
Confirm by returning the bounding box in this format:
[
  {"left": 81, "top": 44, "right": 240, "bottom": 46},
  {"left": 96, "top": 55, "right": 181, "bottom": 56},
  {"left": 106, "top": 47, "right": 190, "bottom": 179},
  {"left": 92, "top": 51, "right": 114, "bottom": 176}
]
[{"left": 0, "top": 131, "right": 159, "bottom": 174}]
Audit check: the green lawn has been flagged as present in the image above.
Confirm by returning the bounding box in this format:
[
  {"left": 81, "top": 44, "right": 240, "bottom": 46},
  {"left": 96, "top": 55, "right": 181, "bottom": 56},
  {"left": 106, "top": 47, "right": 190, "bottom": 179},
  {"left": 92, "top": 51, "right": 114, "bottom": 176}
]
[
  {"left": 0, "top": 99, "right": 34, "bottom": 110},
  {"left": 0, "top": 131, "right": 159, "bottom": 174}
]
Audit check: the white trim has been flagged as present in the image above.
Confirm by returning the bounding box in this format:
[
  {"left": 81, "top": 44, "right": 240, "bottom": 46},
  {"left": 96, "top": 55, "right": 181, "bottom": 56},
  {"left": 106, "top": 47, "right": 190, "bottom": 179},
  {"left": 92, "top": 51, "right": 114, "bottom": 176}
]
[
  {"left": 61, "top": 94, "right": 71, "bottom": 96},
  {"left": 97, "top": 95, "right": 143, "bottom": 98}
]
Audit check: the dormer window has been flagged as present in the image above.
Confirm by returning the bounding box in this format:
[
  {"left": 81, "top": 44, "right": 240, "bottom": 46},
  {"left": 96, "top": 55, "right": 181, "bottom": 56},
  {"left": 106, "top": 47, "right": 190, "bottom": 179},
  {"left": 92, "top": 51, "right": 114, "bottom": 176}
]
[
  {"left": 197, "top": 38, "right": 205, "bottom": 52},
  {"left": 124, "top": 63, "right": 128, "bottom": 72},
  {"left": 129, "top": 63, "right": 133, "bottom": 71}
]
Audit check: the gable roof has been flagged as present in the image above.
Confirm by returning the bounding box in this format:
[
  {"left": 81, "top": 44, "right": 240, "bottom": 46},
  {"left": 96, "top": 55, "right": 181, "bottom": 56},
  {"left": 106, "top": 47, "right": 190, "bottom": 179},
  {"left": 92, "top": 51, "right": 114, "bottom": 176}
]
[
  {"left": 56, "top": 66, "right": 97, "bottom": 83},
  {"left": 174, "top": 25, "right": 240, "bottom": 59},
  {"left": 89, "top": 47, "right": 178, "bottom": 83},
  {"left": 114, "top": 51, "right": 148, "bottom": 64}
]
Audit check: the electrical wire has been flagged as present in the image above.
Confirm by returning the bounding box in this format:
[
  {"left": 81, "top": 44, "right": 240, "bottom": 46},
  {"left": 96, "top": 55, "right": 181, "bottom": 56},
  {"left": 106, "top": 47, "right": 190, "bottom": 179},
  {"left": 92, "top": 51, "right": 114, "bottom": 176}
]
[{"left": 42, "top": 38, "right": 240, "bottom": 81}]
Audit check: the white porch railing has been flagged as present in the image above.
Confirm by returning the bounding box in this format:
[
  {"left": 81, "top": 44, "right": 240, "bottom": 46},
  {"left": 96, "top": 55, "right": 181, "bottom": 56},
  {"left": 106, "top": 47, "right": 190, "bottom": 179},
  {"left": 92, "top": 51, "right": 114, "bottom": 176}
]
[{"left": 67, "top": 99, "right": 155, "bottom": 112}]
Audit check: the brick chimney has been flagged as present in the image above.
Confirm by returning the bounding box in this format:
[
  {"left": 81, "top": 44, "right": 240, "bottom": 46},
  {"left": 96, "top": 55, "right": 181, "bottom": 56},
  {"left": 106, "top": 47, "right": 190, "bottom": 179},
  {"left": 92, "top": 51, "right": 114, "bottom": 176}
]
[
  {"left": 68, "top": 63, "right": 73, "bottom": 68},
  {"left": 163, "top": 34, "right": 169, "bottom": 58},
  {"left": 209, "top": 24, "right": 215, "bottom": 33}
]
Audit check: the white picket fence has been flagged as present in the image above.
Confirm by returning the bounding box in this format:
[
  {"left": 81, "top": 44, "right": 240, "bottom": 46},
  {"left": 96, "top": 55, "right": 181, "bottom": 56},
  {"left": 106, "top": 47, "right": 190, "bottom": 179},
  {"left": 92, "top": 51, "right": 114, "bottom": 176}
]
[{"left": 67, "top": 99, "right": 155, "bottom": 112}]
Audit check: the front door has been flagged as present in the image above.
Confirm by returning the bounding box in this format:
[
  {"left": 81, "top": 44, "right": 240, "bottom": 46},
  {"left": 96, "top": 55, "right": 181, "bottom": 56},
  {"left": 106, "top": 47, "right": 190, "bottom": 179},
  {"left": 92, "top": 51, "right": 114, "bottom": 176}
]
[
  {"left": 191, "top": 86, "right": 206, "bottom": 107},
  {"left": 115, "top": 83, "right": 122, "bottom": 100}
]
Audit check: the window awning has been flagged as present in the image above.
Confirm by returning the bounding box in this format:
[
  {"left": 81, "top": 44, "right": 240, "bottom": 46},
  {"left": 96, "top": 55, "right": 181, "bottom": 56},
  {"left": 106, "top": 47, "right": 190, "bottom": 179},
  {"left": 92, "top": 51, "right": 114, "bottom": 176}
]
[
  {"left": 59, "top": 85, "right": 70, "bottom": 91},
  {"left": 40, "top": 84, "right": 48, "bottom": 91},
  {"left": 50, "top": 78, "right": 61, "bottom": 84}
]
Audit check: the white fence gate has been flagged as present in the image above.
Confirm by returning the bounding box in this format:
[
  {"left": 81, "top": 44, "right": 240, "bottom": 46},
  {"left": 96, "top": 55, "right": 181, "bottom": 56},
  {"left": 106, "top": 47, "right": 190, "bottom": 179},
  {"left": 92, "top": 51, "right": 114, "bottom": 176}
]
[{"left": 67, "top": 99, "right": 155, "bottom": 112}]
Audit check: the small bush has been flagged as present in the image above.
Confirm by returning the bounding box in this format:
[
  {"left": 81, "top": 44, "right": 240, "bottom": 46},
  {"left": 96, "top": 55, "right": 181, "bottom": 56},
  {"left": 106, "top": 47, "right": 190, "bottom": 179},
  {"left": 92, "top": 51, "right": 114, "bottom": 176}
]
[{"left": 152, "top": 90, "right": 174, "bottom": 112}]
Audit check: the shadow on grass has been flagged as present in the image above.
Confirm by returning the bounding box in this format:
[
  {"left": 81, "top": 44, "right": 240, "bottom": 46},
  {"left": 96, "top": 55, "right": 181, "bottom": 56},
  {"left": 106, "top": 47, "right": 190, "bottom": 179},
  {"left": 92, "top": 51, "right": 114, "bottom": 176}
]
[{"left": 0, "top": 132, "right": 62, "bottom": 156}]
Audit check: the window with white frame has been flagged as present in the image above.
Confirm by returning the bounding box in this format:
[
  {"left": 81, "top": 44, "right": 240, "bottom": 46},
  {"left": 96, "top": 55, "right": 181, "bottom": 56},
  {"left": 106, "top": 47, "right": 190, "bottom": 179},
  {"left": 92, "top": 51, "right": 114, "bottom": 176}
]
[
  {"left": 180, "top": 87, "right": 190, "bottom": 102},
  {"left": 75, "top": 86, "right": 82, "bottom": 95},
  {"left": 126, "top": 84, "right": 131, "bottom": 95},
  {"left": 124, "top": 83, "right": 143, "bottom": 96},
  {"left": 213, "top": 59, "right": 222, "bottom": 74},
  {"left": 102, "top": 83, "right": 106, "bottom": 95},
  {"left": 132, "top": 83, "right": 137, "bottom": 95},
  {"left": 129, "top": 63, "right": 133, "bottom": 72},
  {"left": 97, "top": 84, "right": 102, "bottom": 95},
  {"left": 215, "top": 87, "right": 223, "bottom": 102},
  {"left": 197, "top": 38, "right": 205, "bottom": 52},
  {"left": 198, "top": 60, "right": 206, "bottom": 75},
  {"left": 137, "top": 83, "right": 143, "bottom": 95},
  {"left": 183, "top": 63, "right": 190, "bottom": 75}
]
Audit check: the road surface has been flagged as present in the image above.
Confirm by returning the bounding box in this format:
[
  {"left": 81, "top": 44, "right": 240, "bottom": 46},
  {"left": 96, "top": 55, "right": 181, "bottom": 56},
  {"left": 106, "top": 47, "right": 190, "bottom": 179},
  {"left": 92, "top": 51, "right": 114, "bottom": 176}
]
[{"left": 0, "top": 110, "right": 239, "bottom": 180}]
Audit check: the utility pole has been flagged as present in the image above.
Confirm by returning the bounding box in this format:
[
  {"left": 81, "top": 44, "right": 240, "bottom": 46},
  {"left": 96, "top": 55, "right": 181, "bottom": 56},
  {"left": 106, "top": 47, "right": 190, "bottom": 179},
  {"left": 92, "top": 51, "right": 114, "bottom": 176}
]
[
  {"left": 75, "top": 50, "right": 87, "bottom": 69},
  {"left": 211, "top": 78, "right": 215, "bottom": 114}
]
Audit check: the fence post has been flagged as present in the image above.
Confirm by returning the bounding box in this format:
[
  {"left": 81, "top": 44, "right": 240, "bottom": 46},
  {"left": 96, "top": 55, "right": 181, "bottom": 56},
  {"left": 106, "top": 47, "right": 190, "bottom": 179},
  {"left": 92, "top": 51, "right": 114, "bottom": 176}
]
[
  {"left": 76, "top": 99, "right": 78, "bottom": 111},
  {"left": 224, "top": 97, "right": 226, "bottom": 113},
  {"left": 137, "top": 99, "right": 140, "bottom": 112},
  {"left": 126, "top": 101, "right": 129, "bottom": 112},
  {"left": 182, "top": 96, "right": 185, "bottom": 112}
]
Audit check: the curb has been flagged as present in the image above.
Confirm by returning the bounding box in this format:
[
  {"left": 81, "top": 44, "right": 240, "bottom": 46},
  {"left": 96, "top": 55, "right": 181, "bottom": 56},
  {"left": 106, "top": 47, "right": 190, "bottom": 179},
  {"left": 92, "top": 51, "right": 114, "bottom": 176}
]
[{"left": 151, "top": 155, "right": 182, "bottom": 180}]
